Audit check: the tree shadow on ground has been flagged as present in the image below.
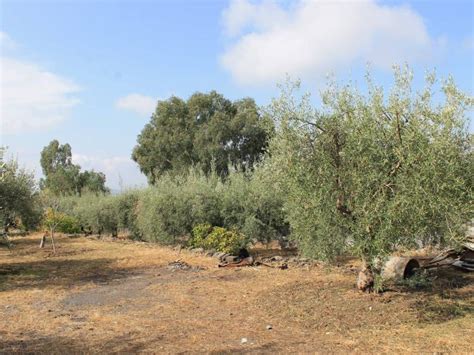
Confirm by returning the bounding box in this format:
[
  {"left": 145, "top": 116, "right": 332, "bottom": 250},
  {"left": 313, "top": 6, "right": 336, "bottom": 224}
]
[
  {"left": 0, "top": 330, "right": 154, "bottom": 353},
  {"left": 0, "top": 257, "right": 139, "bottom": 292},
  {"left": 388, "top": 268, "right": 474, "bottom": 324}
]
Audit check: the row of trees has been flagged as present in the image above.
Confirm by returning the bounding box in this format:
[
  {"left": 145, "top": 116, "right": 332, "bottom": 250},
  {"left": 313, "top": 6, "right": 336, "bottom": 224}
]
[{"left": 46, "top": 169, "right": 288, "bottom": 247}]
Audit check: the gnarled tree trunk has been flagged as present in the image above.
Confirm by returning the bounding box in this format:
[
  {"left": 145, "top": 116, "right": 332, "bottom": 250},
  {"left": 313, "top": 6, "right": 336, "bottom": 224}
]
[{"left": 357, "top": 263, "right": 374, "bottom": 292}]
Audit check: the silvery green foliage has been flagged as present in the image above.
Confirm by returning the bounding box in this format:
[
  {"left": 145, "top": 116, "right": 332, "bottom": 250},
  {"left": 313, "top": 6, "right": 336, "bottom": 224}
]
[
  {"left": 55, "top": 190, "right": 141, "bottom": 238},
  {"left": 0, "top": 148, "right": 40, "bottom": 231},
  {"left": 135, "top": 169, "right": 223, "bottom": 244},
  {"left": 266, "top": 66, "right": 473, "bottom": 263},
  {"left": 133, "top": 167, "right": 287, "bottom": 244}
]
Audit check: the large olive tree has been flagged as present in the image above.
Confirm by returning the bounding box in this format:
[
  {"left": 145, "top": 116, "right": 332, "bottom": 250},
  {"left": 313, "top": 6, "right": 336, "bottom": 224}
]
[{"left": 266, "top": 67, "right": 473, "bottom": 285}]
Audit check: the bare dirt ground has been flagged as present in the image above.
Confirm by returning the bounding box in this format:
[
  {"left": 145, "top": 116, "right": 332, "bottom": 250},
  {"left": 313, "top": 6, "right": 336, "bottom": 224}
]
[{"left": 0, "top": 234, "right": 473, "bottom": 353}]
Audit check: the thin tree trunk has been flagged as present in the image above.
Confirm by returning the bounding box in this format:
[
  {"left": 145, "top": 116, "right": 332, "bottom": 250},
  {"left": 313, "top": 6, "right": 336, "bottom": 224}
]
[{"left": 50, "top": 227, "right": 56, "bottom": 254}]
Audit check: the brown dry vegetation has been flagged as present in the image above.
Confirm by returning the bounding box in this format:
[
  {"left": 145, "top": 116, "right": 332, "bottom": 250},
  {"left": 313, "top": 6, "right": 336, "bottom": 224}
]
[{"left": 0, "top": 234, "right": 473, "bottom": 353}]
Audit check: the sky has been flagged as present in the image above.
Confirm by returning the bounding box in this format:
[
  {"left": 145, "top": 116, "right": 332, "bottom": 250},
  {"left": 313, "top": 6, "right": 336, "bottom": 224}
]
[{"left": 1, "top": 0, "right": 473, "bottom": 190}]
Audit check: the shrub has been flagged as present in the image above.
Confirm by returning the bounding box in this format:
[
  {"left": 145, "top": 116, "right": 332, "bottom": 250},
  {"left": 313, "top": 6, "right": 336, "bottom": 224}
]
[
  {"left": 57, "top": 214, "right": 81, "bottom": 233},
  {"left": 115, "top": 190, "right": 141, "bottom": 239},
  {"left": 188, "top": 223, "right": 213, "bottom": 249},
  {"left": 189, "top": 223, "right": 247, "bottom": 254},
  {"left": 218, "top": 169, "right": 289, "bottom": 244},
  {"left": 135, "top": 170, "right": 222, "bottom": 244},
  {"left": 72, "top": 194, "right": 105, "bottom": 234}
]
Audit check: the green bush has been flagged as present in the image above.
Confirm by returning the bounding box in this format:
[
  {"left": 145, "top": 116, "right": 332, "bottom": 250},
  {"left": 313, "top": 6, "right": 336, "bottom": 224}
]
[
  {"left": 55, "top": 193, "right": 118, "bottom": 235},
  {"left": 135, "top": 171, "right": 222, "bottom": 244},
  {"left": 72, "top": 194, "right": 106, "bottom": 234},
  {"left": 115, "top": 190, "right": 141, "bottom": 239},
  {"left": 221, "top": 169, "right": 289, "bottom": 244},
  {"left": 189, "top": 223, "right": 247, "bottom": 254},
  {"left": 57, "top": 214, "right": 81, "bottom": 233},
  {"left": 188, "top": 223, "right": 213, "bottom": 249}
]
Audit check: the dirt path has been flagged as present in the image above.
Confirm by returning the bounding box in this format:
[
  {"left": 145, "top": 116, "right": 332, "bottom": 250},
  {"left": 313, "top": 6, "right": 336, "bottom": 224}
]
[{"left": 0, "top": 234, "right": 472, "bottom": 353}]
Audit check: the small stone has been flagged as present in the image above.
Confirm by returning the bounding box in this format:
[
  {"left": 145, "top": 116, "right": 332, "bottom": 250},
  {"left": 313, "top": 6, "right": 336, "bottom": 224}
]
[
  {"left": 266, "top": 324, "right": 273, "bottom": 330},
  {"left": 241, "top": 338, "right": 248, "bottom": 344},
  {"left": 271, "top": 256, "right": 283, "bottom": 261}
]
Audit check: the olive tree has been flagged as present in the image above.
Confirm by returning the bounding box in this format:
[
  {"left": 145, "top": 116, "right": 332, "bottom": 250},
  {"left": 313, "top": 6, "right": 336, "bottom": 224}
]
[
  {"left": 266, "top": 67, "right": 473, "bottom": 287},
  {"left": 0, "top": 148, "right": 40, "bottom": 239}
]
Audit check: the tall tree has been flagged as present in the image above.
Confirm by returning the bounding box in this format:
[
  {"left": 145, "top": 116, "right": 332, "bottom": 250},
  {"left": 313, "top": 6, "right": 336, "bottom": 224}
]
[
  {"left": 40, "top": 140, "right": 109, "bottom": 195},
  {"left": 132, "top": 91, "right": 273, "bottom": 183},
  {"left": 78, "top": 170, "right": 109, "bottom": 195}
]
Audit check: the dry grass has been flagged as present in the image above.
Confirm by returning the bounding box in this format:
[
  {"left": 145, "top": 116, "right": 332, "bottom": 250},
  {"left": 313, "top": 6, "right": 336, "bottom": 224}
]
[{"left": 0, "top": 233, "right": 472, "bottom": 353}]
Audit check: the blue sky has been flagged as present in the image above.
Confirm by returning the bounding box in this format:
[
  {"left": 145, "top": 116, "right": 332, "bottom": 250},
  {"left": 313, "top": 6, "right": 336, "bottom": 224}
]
[{"left": 1, "top": 0, "right": 473, "bottom": 190}]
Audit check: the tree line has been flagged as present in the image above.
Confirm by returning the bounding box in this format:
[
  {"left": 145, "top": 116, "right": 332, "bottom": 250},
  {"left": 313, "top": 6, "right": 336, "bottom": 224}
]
[{"left": 1, "top": 67, "right": 472, "bottom": 287}]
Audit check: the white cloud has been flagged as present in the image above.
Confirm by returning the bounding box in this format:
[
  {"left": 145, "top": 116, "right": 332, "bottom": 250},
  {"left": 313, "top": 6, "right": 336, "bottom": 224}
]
[
  {"left": 220, "top": 0, "right": 436, "bottom": 86},
  {"left": 0, "top": 32, "right": 17, "bottom": 51},
  {"left": 116, "top": 94, "right": 157, "bottom": 116},
  {"left": 72, "top": 154, "right": 147, "bottom": 190},
  {"left": 0, "top": 33, "right": 80, "bottom": 134}
]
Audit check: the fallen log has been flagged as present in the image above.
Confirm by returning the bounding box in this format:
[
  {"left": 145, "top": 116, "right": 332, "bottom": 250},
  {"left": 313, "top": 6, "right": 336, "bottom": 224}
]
[{"left": 421, "top": 236, "right": 474, "bottom": 272}]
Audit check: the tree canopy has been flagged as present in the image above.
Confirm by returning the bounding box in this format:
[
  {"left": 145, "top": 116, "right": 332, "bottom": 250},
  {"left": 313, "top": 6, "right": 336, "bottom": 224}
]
[
  {"left": 40, "top": 140, "right": 109, "bottom": 196},
  {"left": 132, "top": 91, "right": 273, "bottom": 183},
  {"left": 266, "top": 67, "right": 473, "bottom": 267}
]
